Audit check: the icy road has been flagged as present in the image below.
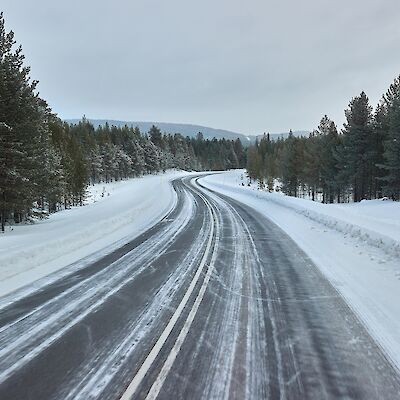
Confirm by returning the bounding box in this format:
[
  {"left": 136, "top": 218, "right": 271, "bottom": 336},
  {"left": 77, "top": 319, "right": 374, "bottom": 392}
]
[{"left": 0, "top": 176, "right": 399, "bottom": 399}]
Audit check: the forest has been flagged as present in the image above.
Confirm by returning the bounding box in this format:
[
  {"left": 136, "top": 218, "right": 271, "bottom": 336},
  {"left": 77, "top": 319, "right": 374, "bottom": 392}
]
[
  {"left": 246, "top": 81, "right": 400, "bottom": 203},
  {"left": 0, "top": 13, "right": 245, "bottom": 231},
  {"left": 2, "top": 9, "right": 400, "bottom": 234}
]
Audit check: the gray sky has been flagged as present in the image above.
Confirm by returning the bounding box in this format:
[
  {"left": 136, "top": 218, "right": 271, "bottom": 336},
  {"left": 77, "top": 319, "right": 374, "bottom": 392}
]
[{"left": 2, "top": 0, "right": 400, "bottom": 134}]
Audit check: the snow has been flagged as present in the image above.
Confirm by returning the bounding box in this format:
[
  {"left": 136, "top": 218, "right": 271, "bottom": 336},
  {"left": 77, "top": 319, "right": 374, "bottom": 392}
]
[
  {"left": 0, "top": 171, "right": 190, "bottom": 298},
  {"left": 2, "top": 168, "right": 400, "bottom": 374},
  {"left": 200, "top": 169, "right": 400, "bottom": 371}
]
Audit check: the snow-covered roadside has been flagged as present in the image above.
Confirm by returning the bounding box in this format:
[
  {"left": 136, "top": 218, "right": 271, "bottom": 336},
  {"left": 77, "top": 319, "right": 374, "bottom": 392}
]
[
  {"left": 200, "top": 170, "right": 400, "bottom": 370},
  {"left": 0, "top": 171, "right": 190, "bottom": 297}
]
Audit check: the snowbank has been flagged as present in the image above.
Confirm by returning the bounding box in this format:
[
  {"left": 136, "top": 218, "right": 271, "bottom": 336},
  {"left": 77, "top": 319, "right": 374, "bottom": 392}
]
[
  {"left": 205, "top": 171, "right": 400, "bottom": 258},
  {"left": 0, "top": 171, "right": 189, "bottom": 297},
  {"left": 200, "top": 170, "right": 400, "bottom": 370}
]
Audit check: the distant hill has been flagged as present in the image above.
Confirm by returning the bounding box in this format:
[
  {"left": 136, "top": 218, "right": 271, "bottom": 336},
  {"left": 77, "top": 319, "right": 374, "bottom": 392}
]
[
  {"left": 65, "top": 119, "right": 310, "bottom": 144},
  {"left": 65, "top": 119, "right": 253, "bottom": 144}
]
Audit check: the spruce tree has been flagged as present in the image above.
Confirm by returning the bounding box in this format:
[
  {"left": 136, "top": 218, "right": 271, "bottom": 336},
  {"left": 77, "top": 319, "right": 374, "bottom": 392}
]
[
  {"left": 0, "top": 13, "right": 51, "bottom": 225},
  {"left": 340, "top": 92, "right": 373, "bottom": 202},
  {"left": 382, "top": 91, "right": 400, "bottom": 199},
  {"left": 371, "top": 103, "right": 389, "bottom": 198},
  {"left": 0, "top": 123, "right": 24, "bottom": 231},
  {"left": 280, "top": 131, "right": 302, "bottom": 196},
  {"left": 302, "top": 131, "right": 322, "bottom": 201},
  {"left": 318, "top": 116, "right": 340, "bottom": 203}
]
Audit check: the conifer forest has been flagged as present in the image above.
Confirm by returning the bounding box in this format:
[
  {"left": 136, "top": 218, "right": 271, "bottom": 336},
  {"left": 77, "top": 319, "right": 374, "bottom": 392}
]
[
  {"left": 246, "top": 84, "right": 400, "bottom": 203},
  {"left": 1, "top": 10, "right": 400, "bottom": 234},
  {"left": 0, "top": 13, "right": 245, "bottom": 231}
]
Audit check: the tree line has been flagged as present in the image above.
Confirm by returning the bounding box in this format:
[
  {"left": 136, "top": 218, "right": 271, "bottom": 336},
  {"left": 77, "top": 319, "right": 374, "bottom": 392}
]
[
  {"left": 247, "top": 79, "right": 400, "bottom": 203},
  {"left": 0, "top": 14, "right": 245, "bottom": 231}
]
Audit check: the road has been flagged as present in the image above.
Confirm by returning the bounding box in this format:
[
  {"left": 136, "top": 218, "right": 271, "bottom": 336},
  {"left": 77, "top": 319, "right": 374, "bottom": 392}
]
[{"left": 0, "top": 175, "right": 399, "bottom": 399}]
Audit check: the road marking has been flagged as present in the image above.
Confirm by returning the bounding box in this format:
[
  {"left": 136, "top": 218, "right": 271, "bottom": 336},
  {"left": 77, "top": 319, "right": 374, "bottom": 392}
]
[
  {"left": 120, "top": 186, "right": 217, "bottom": 400},
  {"left": 145, "top": 195, "right": 219, "bottom": 399}
]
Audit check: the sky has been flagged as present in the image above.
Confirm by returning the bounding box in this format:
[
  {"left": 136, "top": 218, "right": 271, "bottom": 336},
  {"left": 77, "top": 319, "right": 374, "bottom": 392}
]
[{"left": 1, "top": 0, "right": 400, "bottom": 135}]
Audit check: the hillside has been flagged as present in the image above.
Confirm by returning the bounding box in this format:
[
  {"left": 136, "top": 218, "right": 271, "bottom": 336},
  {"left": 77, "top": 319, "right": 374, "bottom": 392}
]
[
  {"left": 66, "top": 119, "right": 253, "bottom": 144},
  {"left": 66, "top": 118, "right": 309, "bottom": 146},
  {"left": 66, "top": 119, "right": 310, "bottom": 144}
]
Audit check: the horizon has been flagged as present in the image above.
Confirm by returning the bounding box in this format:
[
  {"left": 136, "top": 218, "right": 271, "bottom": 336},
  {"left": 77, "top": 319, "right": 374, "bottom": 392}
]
[
  {"left": 65, "top": 116, "right": 310, "bottom": 137},
  {"left": 2, "top": 1, "right": 399, "bottom": 134}
]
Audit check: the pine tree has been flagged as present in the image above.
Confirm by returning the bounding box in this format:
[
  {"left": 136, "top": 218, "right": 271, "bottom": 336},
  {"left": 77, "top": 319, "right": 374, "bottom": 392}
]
[
  {"left": 149, "top": 125, "right": 163, "bottom": 148},
  {"left": 233, "top": 138, "right": 246, "bottom": 167},
  {"left": 143, "top": 140, "right": 160, "bottom": 173},
  {"left": 246, "top": 143, "right": 262, "bottom": 183},
  {"left": 382, "top": 91, "right": 400, "bottom": 199},
  {"left": 340, "top": 92, "right": 373, "bottom": 202},
  {"left": 370, "top": 103, "right": 389, "bottom": 198},
  {"left": 280, "top": 131, "right": 302, "bottom": 196},
  {"left": 318, "top": 116, "right": 341, "bottom": 203},
  {"left": 0, "top": 13, "right": 52, "bottom": 225},
  {"left": 64, "top": 135, "right": 88, "bottom": 205},
  {"left": 302, "top": 131, "right": 321, "bottom": 201},
  {"left": 0, "top": 123, "right": 25, "bottom": 231}
]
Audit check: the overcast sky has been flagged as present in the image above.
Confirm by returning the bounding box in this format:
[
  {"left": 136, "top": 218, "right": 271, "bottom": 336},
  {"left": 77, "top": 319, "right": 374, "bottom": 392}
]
[{"left": 2, "top": 0, "right": 400, "bottom": 134}]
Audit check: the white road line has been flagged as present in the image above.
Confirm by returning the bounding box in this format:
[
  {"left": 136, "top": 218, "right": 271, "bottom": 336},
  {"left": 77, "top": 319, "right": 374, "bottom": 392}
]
[
  {"left": 120, "top": 188, "right": 217, "bottom": 400},
  {"left": 145, "top": 195, "right": 220, "bottom": 400}
]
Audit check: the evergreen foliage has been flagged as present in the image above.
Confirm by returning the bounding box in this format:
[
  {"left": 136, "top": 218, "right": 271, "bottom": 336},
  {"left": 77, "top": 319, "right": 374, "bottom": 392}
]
[
  {"left": 2, "top": 11, "right": 400, "bottom": 232},
  {"left": 381, "top": 77, "right": 400, "bottom": 200},
  {"left": 0, "top": 13, "right": 64, "bottom": 230},
  {"left": 246, "top": 77, "right": 400, "bottom": 203},
  {"left": 340, "top": 92, "right": 373, "bottom": 202},
  {"left": 0, "top": 14, "right": 246, "bottom": 229}
]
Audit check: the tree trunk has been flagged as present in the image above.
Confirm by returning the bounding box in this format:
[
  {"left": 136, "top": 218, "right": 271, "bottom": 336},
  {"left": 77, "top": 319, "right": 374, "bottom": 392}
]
[
  {"left": 353, "top": 178, "right": 358, "bottom": 202},
  {"left": 1, "top": 192, "right": 5, "bottom": 232}
]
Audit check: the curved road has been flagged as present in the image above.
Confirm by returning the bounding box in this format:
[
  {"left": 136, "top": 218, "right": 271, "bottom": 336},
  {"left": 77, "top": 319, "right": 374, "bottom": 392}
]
[{"left": 0, "top": 175, "right": 399, "bottom": 399}]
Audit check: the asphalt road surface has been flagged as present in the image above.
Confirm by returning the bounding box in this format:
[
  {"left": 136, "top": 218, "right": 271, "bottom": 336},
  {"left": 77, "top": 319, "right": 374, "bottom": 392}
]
[{"left": 0, "top": 175, "right": 399, "bottom": 399}]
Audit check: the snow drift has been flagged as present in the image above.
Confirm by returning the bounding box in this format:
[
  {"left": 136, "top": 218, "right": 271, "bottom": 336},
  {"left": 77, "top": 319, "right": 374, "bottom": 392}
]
[{"left": 200, "top": 170, "right": 400, "bottom": 371}]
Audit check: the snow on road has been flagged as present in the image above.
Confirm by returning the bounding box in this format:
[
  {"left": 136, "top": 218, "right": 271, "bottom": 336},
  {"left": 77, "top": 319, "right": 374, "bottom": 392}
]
[
  {"left": 200, "top": 170, "right": 400, "bottom": 370},
  {"left": 2, "top": 168, "right": 399, "bottom": 374},
  {"left": 0, "top": 171, "right": 190, "bottom": 297}
]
